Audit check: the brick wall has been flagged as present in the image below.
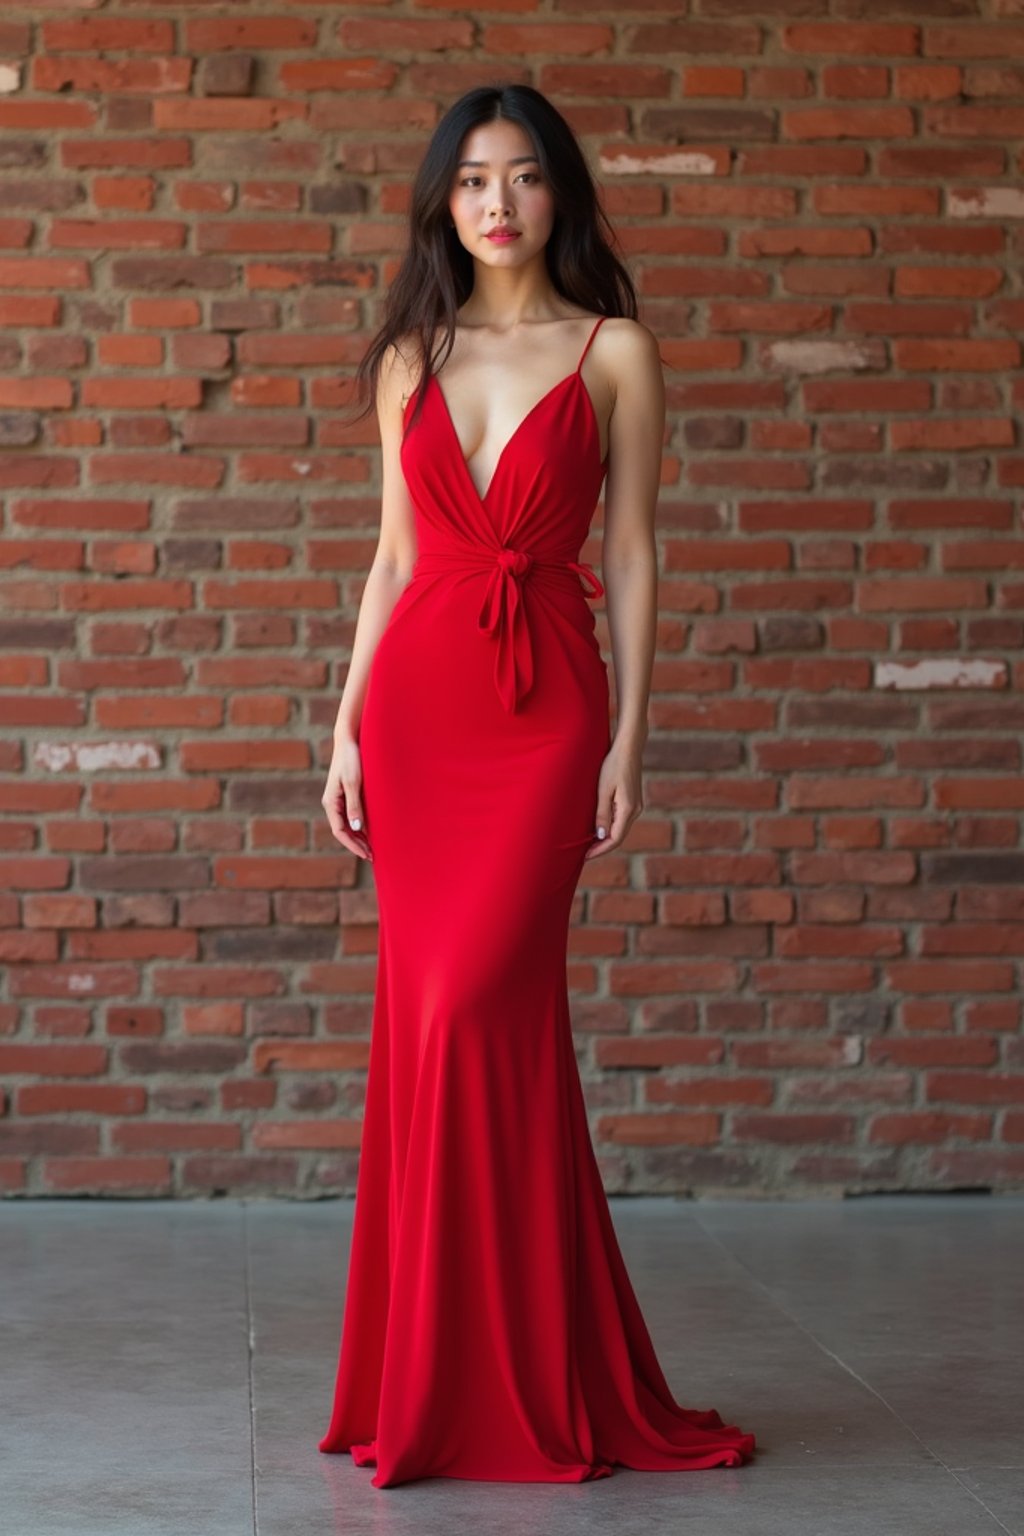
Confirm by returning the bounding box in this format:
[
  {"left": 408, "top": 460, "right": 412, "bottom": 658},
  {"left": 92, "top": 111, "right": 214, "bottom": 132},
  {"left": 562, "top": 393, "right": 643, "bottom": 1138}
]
[{"left": 1, "top": 4, "right": 1023, "bottom": 1199}]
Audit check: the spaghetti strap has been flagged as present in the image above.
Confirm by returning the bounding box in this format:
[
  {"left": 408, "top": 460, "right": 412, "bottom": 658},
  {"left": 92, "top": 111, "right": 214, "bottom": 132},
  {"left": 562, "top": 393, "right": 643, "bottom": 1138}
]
[{"left": 576, "top": 314, "right": 606, "bottom": 373}]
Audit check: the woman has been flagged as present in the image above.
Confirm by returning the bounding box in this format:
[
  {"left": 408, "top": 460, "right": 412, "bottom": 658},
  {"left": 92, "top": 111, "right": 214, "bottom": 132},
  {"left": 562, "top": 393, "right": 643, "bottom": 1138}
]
[{"left": 317, "top": 82, "right": 756, "bottom": 1489}]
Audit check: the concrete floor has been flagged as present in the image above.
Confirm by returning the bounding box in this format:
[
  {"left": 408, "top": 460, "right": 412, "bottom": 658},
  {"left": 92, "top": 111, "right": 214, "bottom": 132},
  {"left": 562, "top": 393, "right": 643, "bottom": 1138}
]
[{"left": 1, "top": 1194, "right": 1021, "bottom": 1536}]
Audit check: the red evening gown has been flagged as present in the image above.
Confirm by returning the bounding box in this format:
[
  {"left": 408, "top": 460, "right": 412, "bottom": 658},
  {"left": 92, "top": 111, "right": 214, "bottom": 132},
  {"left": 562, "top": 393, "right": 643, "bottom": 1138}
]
[{"left": 317, "top": 314, "right": 757, "bottom": 1487}]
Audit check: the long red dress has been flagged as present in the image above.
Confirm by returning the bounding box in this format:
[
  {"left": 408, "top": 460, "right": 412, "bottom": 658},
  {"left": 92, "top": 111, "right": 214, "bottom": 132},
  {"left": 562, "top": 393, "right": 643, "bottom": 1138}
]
[{"left": 317, "top": 314, "right": 757, "bottom": 1487}]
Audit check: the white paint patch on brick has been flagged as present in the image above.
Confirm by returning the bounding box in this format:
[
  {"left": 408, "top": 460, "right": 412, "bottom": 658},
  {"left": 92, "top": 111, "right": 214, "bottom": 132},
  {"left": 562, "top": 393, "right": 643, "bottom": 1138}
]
[
  {"left": 766, "top": 340, "right": 877, "bottom": 373},
  {"left": 34, "top": 743, "right": 74, "bottom": 773},
  {"left": 68, "top": 973, "right": 97, "bottom": 993},
  {"left": 874, "top": 658, "right": 1007, "bottom": 690},
  {"left": 33, "top": 741, "right": 161, "bottom": 772},
  {"left": 0, "top": 64, "right": 21, "bottom": 94},
  {"left": 949, "top": 187, "right": 1024, "bottom": 219},
  {"left": 291, "top": 461, "right": 313, "bottom": 475},
  {"left": 599, "top": 150, "right": 718, "bottom": 177},
  {"left": 842, "top": 1035, "right": 863, "bottom": 1066}
]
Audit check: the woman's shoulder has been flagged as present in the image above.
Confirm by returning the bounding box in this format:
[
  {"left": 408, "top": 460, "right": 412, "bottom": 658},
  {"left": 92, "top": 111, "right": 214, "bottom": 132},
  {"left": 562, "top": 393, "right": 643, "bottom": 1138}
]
[
  {"left": 589, "top": 316, "right": 664, "bottom": 397},
  {"left": 381, "top": 330, "right": 429, "bottom": 413},
  {"left": 384, "top": 329, "right": 426, "bottom": 376},
  {"left": 592, "top": 314, "right": 658, "bottom": 348}
]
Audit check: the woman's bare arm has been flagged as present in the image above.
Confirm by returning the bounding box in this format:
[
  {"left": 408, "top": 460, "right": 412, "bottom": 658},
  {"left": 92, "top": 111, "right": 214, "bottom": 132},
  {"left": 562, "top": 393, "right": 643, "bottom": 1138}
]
[
  {"left": 583, "top": 319, "right": 664, "bottom": 860},
  {"left": 323, "top": 341, "right": 420, "bottom": 859},
  {"left": 600, "top": 318, "right": 664, "bottom": 753},
  {"left": 332, "top": 341, "right": 419, "bottom": 748}
]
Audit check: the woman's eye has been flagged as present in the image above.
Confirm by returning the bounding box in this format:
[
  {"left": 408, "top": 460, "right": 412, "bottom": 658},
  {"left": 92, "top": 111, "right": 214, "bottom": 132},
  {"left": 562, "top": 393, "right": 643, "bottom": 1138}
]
[{"left": 458, "top": 173, "right": 538, "bottom": 187}]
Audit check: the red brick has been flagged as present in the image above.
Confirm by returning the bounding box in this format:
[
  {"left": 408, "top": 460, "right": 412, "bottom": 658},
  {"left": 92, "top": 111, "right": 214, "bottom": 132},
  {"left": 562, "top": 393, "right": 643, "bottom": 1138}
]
[
  {"left": 62, "top": 139, "right": 191, "bottom": 170},
  {"left": 18, "top": 1085, "right": 145, "bottom": 1114},
  {"left": 185, "top": 19, "right": 316, "bottom": 50},
  {"left": 0, "top": 101, "right": 96, "bottom": 129},
  {"left": 0, "top": 255, "right": 90, "bottom": 292},
  {"left": 198, "top": 54, "right": 256, "bottom": 99},
  {"left": 221, "top": 1080, "right": 276, "bottom": 1110},
  {"left": 236, "top": 334, "right": 349, "bottom": 366},
  {"left": 83, "top": 453, "right": 224, "bottom": 487},
  {"left": 858, "top": 577, "right": 988, "bottom": 611},
  {"left": 785, "top": 106, "right": 916, "bottom": 139},
  {"left": 97, "top": 181, "right": 157, "bottom": 215},
  {"left": 783, "top": 23, "right": 920, "bottom": 55},
  {"left": 42, "top": 20, "right": 175, "bottom": 51},
  {"left": 0, "top": 1160, "right": 27, "bottom": 1193},
  {"left": 0, "top": 1044, "right": 107, "bottom": 1075},
  {"left": 196, "top": 220, "right": 331, "bottom": 255},
  {"left": 33, "top": 57, "right": 192, "bottom": 95},
  {"left": 230, "top": 376, "right": 301, "bottom": 408},
  {"left": 173, "top": 332, "right": 232, "bottom": 370},
  {"left": 50, "top": 219, "right": 186, "bottom": 251},
  {"left": 181, "top": 411, "right": 308, "bottom": 447},
  {"left": 822, "top": 65, "right": 889, "bottom": 100},
  {"left": 0, "top": 295, "right": 62, "bottom": 325},
  {"left": 0, "top": 19, "right": 29, "bottom": 49},
  {"left": 231, "top": 451, "right": 366, "bottom": 485},
  {"left": 894, "top": 338, "right": 1019, "bottom": 370},
  {"left": 0, "top": 1122, "right": 99, "bottom": 1154},
  {"left": 927, "top": 1072, "right": 1024, "bottom": 1105},
  {"left": 175, "top": 183, "right": 233, "bottom": 216},
  {"left": 596, "top": 1112, "right": 720, "bottom": 1147},
  {"left": 928, "top": 1149, "right": 1024, "bottom": 1183},
  {"left": 241, "top": 184, "right": 300, "bottom": 215},
  {"left": 0, "top": 377, "right": 71, "bottom": 408},
  {"left": 81, "top": 379, "right": 200, "bottom": 409},
  {"left": 181, "top": 1154, "right": 299, "bottom": 1192},
  {"left": 252, "top": 1040, "right": 368, "bottom": 1074},
  {"left": 97, "top": 336, "right": 163, "bottom": 366},
  {"left": 683, "top": 67, "right": 745, "bottom": 98},
  {"left": 153, "top": 100, "right": 305, "bottom": 132},
  {"left": 734, "top": 1113, "right": 856, "bottom": 1143},
  {"left": 870, "top": 1112, "right": 990, "bottom": 1145},
  {"left": 28, "top": 334, "right": 85, "bottom": 370},
  {"left": 130, "top": 298, "right": 201, "bottom": 328},
  {"left": 252, "top": 1120, "right": 359, "bottom": 1149},
  {"left": 44, "top": 1156, "right": 171, "bottom": 1192},
  {"left": 928, "top": 25, "right": 1024, "bottom": 58},
  {"left": 112, "top": 1122, "right": 241, "bottom": 1151},
  {"left": 0, "top": 217, "right": 32, "bottom": 250},
  {"left": 279, "top": 58, "right": 398, "bottom": 93}
]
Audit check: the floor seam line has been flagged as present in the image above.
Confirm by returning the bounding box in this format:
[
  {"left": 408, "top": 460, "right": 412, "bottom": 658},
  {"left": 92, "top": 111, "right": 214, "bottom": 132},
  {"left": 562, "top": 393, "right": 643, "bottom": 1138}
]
[{"left": 243, "top": 1199, "right": 259, "bottom": 1536}]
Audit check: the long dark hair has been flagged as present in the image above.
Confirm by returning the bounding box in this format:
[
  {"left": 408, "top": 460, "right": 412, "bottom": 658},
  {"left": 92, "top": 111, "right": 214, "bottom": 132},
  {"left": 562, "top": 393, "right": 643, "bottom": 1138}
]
[{"left": 344, "top": 81, "right": 639, "bottom": 434}]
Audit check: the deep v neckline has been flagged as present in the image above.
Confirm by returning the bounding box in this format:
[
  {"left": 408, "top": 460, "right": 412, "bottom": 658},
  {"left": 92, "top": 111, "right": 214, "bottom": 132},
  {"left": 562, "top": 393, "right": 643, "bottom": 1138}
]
[{"left": 425, "top": 322, "right": 608, "bottom": 505}]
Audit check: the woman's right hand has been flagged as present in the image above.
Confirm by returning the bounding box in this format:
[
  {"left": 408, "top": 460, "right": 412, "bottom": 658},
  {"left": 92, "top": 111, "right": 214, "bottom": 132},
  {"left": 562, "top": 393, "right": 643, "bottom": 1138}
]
[{"left": 322, "top": 734, "right": 373, "bottom": 862}]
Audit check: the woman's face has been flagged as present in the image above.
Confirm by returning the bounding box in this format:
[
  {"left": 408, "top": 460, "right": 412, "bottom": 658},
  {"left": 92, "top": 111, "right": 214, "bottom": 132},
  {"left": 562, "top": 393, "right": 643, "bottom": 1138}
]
[{"left": 448, "top": 119, "right": 554, "bottom": 263}]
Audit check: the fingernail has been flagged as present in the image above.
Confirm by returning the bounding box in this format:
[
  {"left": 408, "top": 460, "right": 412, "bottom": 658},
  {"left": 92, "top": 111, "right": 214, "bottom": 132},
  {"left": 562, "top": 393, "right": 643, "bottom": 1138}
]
[
  {"left": 350, "top": 817, "right": 361, "bottom": 830},
  {"left": 597, "top": 826, "right": 606, "bottom": 838}
]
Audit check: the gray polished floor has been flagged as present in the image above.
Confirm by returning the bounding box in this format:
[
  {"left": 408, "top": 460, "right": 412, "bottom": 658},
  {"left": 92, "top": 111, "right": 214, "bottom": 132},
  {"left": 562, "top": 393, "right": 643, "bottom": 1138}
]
[{"left": 1, "top": 1194, "right": 1021, "bottom": 1535}]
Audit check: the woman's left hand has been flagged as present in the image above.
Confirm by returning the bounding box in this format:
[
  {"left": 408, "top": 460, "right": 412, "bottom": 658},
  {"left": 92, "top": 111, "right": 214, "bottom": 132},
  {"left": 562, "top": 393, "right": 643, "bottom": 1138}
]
[{"left": 584, "top": 736, "right": 645, "bottom": 860}]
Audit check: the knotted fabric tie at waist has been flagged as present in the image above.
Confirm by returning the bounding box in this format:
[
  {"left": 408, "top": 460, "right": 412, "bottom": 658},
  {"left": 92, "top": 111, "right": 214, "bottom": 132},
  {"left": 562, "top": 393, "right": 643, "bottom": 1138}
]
[{"left": 413, "top": 544, "right": 604, "bottom": 713}]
